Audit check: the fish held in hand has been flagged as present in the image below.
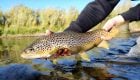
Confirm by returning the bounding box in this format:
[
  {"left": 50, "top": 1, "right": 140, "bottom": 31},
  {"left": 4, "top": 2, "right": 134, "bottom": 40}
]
[{"left": 21, "top": 28, "right": 118, "bottom": 61}]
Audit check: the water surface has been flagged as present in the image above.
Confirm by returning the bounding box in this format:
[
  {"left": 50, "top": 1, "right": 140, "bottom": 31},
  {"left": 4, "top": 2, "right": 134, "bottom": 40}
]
[{"left": 0, "top": 37, "right": 140, "bottom": 80}]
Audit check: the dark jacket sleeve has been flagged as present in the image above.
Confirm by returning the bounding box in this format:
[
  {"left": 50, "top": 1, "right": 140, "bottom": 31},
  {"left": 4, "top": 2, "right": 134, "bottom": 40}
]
[
  {"left": 121, "top": 4, "right": 140, "bottom": 22},
  {"left": 65, "top": 0, "right": 120, "bottom": 33}
]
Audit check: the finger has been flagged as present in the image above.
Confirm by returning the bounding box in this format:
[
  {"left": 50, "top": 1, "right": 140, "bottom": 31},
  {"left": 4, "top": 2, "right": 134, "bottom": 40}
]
[
  {"left": 46, "top": 30, "right": 54, "bottom": 35},
  {"left": 103, "top": 21, "right": 115, "bottom": 31}
]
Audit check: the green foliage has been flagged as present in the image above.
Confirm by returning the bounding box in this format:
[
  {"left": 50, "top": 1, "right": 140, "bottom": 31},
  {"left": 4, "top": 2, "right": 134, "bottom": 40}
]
[
  {"left": 5, "top": 5, "right": 39, "bottom": 27},
  {"left": 3, "top": 26, "right": 43, "bottom": 35},
  {"left": 0, "top": 0, "right": 140, "bottom": 36},
  {"left": 0, "top": 5, "right": 79, "bottom": 35},
  {"left": 65, "top": 7, "right": 79, "bottom": 26},
  {"left": 0, "top": 9, "right": 4, "bottom": 26},
  {"left": 0, "top": 9, "right": 4, "bottom": 36},
  {"left": 39, "top": 8, "right": 67, "bottom": 32},
  {"left": 39, "top": 7, "right": 79, "bottom": 32},
  {"left": 0, "top": 26, "right": 3, "bottom": 35},
  {"left": 0, "top": 37, "right": 35, "bottom": 65}
]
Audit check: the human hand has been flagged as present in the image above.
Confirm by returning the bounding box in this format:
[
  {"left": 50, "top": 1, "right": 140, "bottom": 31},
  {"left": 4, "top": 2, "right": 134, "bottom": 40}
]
[
  {"left": 45, "top": 30, "right": 54, "bottom": 35},
  {"left": 102, "top": 15, "right": 125, "bottom": 31}
]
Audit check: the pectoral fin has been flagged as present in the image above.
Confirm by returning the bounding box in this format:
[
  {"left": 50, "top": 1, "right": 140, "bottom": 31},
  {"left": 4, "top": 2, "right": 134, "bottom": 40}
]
[
  {"left": 79, "top": 52, "right": 90, "bottom": 62},
  {"left": 98, "top": 40, "right": 109, "bottom": 49},
  {"left": 52, "top": 59, "right": 57, "bottom": 64}
]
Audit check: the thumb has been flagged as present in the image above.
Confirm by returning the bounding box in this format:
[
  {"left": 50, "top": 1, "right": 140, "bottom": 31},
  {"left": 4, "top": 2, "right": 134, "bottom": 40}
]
[
  {"left": 102, "top": 20, "right": 116, "bottom": 31},
  {"left": 46, "top": 30, "right": 54, "bottom": 35}
]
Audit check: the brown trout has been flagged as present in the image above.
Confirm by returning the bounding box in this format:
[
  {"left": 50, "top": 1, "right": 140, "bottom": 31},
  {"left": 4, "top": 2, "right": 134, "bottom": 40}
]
[{"left": 21, "top": 28, "right": 118, "bottom": 61}]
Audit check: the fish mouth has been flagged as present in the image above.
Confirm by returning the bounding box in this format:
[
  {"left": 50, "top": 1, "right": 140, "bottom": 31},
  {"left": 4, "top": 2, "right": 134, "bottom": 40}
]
[{"left": 21, "top": 52, "right": 51, "bottom": 59}]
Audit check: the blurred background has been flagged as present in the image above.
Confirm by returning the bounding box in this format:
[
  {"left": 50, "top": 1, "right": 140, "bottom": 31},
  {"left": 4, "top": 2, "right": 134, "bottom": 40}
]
[{"left": 0, "top": 0, "right": 139, "bottom": 36}]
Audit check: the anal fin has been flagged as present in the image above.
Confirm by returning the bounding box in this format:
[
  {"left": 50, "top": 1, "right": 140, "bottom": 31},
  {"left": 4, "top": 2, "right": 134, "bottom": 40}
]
[
  {"left": 79, "top": 52, "right": 90, "bottom": 62},
  {"left": 98, "top": 40, "right": 109, "bottom": 49}
]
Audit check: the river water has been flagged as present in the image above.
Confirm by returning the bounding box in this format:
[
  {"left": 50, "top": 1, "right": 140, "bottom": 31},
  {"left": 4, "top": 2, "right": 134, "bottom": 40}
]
[{"left": 0, "top": 37, "right": 140, "bottom": 80}]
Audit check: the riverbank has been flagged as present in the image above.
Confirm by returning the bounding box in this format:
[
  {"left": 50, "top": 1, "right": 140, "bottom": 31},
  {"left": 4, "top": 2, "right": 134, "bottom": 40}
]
[
  {"left": 0, "top": 33, "right": 47, "bottom": 38},
  {"left": 0, "top": 31, "right": 140, "bottom": 38}
]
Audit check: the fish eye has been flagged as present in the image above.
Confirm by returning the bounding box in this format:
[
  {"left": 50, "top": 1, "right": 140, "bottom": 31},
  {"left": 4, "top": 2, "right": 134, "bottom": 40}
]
[{"left": 29, "top": 48, "right": 34, "bottom": 51}]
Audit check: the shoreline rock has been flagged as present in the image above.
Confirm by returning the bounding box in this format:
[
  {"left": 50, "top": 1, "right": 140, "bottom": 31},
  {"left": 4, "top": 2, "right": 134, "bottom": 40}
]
[{"left": 127, "top": 36, "right": 140, "bottom": 57}]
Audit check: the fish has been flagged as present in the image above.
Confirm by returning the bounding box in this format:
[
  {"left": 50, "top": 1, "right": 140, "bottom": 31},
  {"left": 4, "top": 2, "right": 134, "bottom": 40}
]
[{"left": 21, "top": 27, "right": 118, "bottom": 61}]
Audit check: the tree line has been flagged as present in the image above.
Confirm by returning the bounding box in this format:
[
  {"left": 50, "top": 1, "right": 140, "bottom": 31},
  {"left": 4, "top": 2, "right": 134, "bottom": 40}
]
[
  {"left": 0, "top": 0, "right": 139, "bottom": 36},
  {"left": 0, "top": 5, "right": 79, "bottom": 35}
]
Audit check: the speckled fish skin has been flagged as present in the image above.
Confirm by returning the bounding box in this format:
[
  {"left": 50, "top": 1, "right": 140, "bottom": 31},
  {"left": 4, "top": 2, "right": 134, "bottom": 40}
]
[{"left": 21, "top": 29, "right": 117, "bottom": 59}]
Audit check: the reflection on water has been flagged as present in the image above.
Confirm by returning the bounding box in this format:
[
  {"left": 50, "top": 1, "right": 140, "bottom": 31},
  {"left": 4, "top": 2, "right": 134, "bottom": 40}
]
[
  {"left": 0, "top": 37, "right": 140, "bottom": 80},
  {"left": 0, "top": 37, "right": 37, "bottom": 65}
]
